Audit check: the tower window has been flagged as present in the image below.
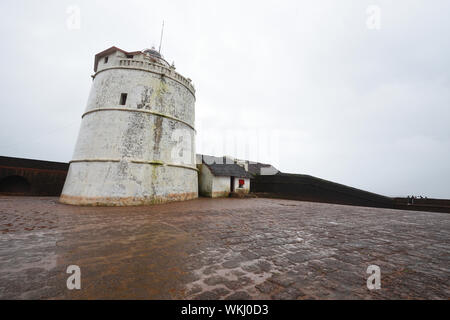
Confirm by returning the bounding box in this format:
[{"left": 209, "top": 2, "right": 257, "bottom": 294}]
[
  {"left": 104, "top": 56, "right": 109, "bottom": 63},
  {"left": 119, "top": 93, "right": 128, "bottom": 105}
]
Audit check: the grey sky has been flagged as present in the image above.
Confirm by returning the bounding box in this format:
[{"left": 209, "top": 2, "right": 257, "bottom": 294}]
[{"left": 0, "top": 0, "right": 449, "bottom": 198}]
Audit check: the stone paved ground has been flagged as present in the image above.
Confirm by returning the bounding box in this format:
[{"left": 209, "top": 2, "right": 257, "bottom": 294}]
[{"left": 0, "top": 196, "right": 448, "bottom": 300}]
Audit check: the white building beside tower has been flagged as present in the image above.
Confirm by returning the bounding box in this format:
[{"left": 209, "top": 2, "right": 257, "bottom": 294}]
[{"left": 60, "top": 46, "right": 198, "bottom": 206}]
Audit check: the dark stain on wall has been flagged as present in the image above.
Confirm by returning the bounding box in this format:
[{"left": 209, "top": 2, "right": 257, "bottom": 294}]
[
  {"left": 0, "top": 156, "right": 68, "bottom": 196},
  {"left": 137, "top": 86, "right": 153, "bottom": 110},
  {"left": 155, "top": 75, "right": 168, "bottom": 113},
  {"left": 153, "top": 116, "right": 163, "bottom": 158},
  {"left": 122, "top": 113, "right": 146, "bottom": 159}
]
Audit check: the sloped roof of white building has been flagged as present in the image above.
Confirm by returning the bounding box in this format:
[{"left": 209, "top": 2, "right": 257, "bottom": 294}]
[{"left": 201, "top": 155, "right": 252, "bottom": 179}]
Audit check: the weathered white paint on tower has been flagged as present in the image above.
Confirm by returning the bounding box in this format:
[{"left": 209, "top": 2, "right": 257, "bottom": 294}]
[{"left": 60, "top": 47, "right": 198, "bottom": 206}]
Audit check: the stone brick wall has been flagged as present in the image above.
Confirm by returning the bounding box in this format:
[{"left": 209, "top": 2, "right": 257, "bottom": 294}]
[
  {"left": 0, "top": 156, "right": 68, "bottom": 196},
  {"left": 251, "top": 173, "right": 394, "bottom": 209}
]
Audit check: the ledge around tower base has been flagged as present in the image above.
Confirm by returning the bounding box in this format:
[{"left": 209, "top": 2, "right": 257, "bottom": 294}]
[{"left": 59, "top": 192, "right": 198, "bottom": 207}]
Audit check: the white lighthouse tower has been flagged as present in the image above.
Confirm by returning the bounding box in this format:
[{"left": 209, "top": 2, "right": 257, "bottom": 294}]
[{"left": 60, "top": 46, "right": 198, "bottom": 206}]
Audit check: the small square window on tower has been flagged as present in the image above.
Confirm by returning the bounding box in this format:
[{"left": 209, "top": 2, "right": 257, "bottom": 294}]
[
  {"left": 104, "top": 56, "right": 109, "bottom": 64},
  {"left": 119, "top": 93, "right": 128, "bottom": 105}
]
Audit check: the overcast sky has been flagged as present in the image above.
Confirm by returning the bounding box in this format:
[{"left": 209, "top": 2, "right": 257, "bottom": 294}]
[{"left": 0, "top": 0, "right": 449, "bottom": 198}]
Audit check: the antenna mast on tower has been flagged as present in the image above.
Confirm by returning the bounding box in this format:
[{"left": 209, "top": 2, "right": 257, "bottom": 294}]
[{"left": 158, "top": 20, "right": 165, "bottom": 54}]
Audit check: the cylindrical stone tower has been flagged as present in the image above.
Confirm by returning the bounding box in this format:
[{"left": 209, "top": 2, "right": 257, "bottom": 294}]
[{"left": 60, "top": 46, "right": 198, "bottom": 206}]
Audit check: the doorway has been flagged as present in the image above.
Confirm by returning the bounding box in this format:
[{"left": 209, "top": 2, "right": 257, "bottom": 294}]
[
  {"left": 0, "top": 175, "right": 31, "bottom": 195},
  {"left": 230, "top": 177, "right": 235, "bottom": 192}
]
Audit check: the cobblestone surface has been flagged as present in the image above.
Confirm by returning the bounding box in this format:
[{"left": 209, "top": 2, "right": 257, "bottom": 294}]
[{"left": 0, "top": 196, "right": 448, "bottom": 299}]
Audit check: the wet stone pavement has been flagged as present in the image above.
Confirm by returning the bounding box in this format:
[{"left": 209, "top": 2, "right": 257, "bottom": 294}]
[{"left": 0, "top": 196, "right": 449, "bottom": 300}]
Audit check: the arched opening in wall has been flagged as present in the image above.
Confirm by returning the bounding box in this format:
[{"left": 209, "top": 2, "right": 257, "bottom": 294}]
[{"left": 0, "top": 175, "right": 31, "bottom": 195}]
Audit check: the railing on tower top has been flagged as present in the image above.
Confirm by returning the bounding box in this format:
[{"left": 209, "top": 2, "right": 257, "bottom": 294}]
[{"left": 116, "top": 59, "right": 195, "bottom": 94}]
